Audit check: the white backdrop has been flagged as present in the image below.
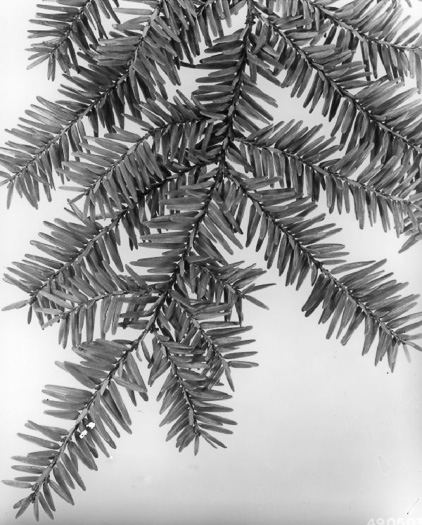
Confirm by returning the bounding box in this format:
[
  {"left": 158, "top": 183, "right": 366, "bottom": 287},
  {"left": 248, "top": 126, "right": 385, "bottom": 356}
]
[{"left": 0, "top": 2, "right": 421, "bottom": 524}]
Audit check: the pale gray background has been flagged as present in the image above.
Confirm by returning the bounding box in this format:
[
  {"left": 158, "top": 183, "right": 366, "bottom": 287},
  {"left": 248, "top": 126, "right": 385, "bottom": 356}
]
[{"left": 0, "top": 2, "right": 422, "bottom": 524}]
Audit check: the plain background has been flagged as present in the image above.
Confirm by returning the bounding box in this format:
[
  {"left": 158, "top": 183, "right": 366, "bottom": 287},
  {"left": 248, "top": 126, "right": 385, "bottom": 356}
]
[{"left": 0, "top": 2, "right": 422, "bottom": 524}]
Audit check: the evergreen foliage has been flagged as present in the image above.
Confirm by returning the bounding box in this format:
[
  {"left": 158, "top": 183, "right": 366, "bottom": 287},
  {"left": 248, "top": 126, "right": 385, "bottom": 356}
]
[{"left": 1, "top": 0, "right": 422, "bottom": 520}]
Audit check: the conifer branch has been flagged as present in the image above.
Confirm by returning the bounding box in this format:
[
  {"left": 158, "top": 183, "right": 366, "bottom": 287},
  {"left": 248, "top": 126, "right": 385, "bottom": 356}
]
[
  {"left": 28, "top": 0, "right": 120, "bottom": 78},
  {"left": 257, "top": 8, "right": 422, "bottom": 159},
  {"left": 227, "top": 167, "right": 422, "bottom": 366},
  {"left": 65, "top": 115, "right": 212, "bottom": 218},
  {"left": 4, "top": 337, "right": 149, "bottom": 519},
  {"left": 3, "top": 170, "right": 182, "bottom": 322},
  {"left": 235, "top": 131, "right": 422, "bottom": 236},
  {"left": 298, "top": 0, "right": 422, "bottom": 86},
  {"left": 2, "top": 1, "right": 422, "bottom": 520},
  {"left": 1, "top": 0, "right": 198, "bottom": 207}
]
